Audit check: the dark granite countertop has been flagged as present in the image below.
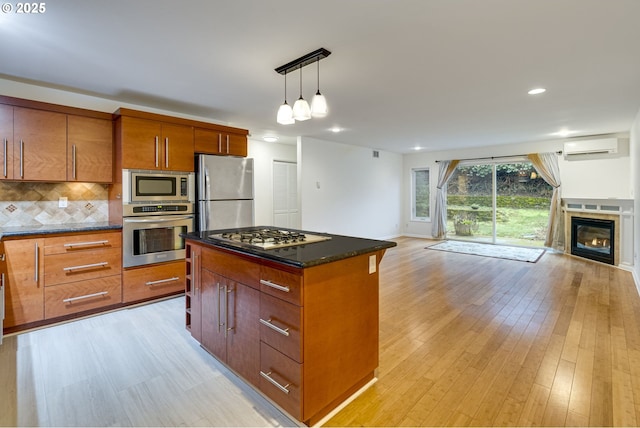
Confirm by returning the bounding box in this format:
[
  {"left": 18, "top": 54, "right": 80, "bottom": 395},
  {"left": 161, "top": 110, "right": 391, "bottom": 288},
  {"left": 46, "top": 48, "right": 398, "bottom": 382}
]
[
  {"left": 0, "top": 222, "right": 122, "bottom": 240},
  {"left": 183, "top": 227, "right": 397, "bottom": 268}
]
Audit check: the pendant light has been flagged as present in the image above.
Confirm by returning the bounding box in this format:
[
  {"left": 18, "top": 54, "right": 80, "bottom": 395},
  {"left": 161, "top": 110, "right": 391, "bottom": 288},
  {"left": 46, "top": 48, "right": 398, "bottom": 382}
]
[
  {"left": 276, "top": 71, "right": 294, "bottom": 125},
  {"left": 292, "top": 65, "right": 311, "bottom": 121},
  {"left": 274, "top": 48, "right": 331, "bottom": 125},
  {"left": 311, "top": 57, "right": 328, "bottom": 118}
]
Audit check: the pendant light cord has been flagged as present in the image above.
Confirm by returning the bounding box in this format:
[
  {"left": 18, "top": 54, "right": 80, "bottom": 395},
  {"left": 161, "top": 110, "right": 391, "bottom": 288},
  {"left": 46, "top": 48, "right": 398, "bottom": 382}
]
[{"left": 299, "top": 65, "right": 303, "bottom": 99}]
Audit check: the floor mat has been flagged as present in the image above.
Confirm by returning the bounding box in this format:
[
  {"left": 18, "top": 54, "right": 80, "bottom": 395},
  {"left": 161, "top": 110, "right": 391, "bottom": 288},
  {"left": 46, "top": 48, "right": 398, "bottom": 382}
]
[{"left": 426, "top": 240, "right": 546, "bottom": 263}]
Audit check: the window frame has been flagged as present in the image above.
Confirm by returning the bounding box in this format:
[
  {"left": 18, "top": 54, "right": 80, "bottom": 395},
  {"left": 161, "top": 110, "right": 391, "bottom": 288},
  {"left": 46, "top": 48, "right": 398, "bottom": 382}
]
[{"left": 411, "top": 167, "right": 430, "bottom": 222}]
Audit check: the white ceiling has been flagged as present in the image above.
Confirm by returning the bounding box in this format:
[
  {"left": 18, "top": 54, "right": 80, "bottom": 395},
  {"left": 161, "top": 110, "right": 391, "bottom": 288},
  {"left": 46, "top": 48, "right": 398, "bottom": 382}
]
[{"left": 1, "top": 0, "right": 639, "bottom": 154}]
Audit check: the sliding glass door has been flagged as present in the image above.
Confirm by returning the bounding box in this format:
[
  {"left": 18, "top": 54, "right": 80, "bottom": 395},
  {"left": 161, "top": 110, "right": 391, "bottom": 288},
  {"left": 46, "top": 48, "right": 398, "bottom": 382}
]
[{"left": 446, "top": 160, "right": 552, "bottom": 247}]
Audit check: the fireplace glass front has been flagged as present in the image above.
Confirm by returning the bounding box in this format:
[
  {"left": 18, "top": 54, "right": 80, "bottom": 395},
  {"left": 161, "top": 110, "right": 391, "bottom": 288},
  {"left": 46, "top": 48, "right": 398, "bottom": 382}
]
[{"left": 570, "top": 217, "right": 614, "bottom": 265}]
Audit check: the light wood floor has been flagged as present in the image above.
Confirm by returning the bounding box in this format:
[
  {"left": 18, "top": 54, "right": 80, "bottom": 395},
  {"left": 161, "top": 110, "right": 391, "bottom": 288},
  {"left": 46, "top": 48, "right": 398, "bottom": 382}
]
[{"left": 1, "top": 237, "right": 639, "bottom": 427}]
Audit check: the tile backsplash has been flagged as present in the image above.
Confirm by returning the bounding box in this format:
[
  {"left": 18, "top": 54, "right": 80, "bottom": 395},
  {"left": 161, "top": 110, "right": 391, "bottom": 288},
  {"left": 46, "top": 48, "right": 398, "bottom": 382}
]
[{"left": 0, "top": 182, "right": 109, "bottom": 227}]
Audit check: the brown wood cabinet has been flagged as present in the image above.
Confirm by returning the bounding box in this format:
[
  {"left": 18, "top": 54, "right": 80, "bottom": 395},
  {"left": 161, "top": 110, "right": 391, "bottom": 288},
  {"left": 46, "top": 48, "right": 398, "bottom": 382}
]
[
  {"left": 3, "top": 238, "right": 45, "bottom": 327},
  {"left": 185, "top": 239, "right": 383, "bottom": 425},
  {"left": 14, "top": 107, "right": 67, "bottom": 181},
  {"left": 0, "top": 97, "right": 114, "bottom": 183},
  {"left": 118, "top": 115, "right": 194, "bottom": 172},
  {"left": 122, "top": 260, "right": 185, "bottom": 303},
  {"left": 194, "top": 127, "right": 248, "bottom": 157},
  {"left": 67, "top": 115, "right": 113, "bottom": 183}
]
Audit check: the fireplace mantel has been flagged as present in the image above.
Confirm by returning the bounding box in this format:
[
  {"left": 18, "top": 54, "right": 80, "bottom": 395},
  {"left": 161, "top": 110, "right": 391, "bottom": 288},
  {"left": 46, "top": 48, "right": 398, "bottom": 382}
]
[{"left": 562, "top": 198, "right": 633, "bottom": 268}]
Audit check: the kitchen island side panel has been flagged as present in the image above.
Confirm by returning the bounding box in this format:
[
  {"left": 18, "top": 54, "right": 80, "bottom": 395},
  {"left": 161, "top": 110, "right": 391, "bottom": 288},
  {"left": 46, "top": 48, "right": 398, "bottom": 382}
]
[{"left": 301, "top": 250, "right": 382, "bottom": 423}]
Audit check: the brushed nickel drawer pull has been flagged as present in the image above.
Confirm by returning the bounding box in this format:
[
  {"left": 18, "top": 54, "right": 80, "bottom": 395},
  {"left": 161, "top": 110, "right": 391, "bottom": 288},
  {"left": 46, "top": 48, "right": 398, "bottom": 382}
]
[
  {"left": 145, "top": 276, "right": 180, "bottom": 286},
  {"left": 259, "top": 371, "right": 290, "bottom": 394},
  {"left": 155, "top": 136, "right": 159, "bottom": 167},
  {"left": 64, "top": 240, "right": 109, "bottom": 248},
  {"left": 63, "top": 262, "right": 108, "bottom": 271},
  {"left": 259, "top": 318, "right": 290, "bottom": 336},
  {"left": 72, "top": 144, "right": 77, "bottom": 179},
  {"left": 165, "top": 137, "right": 169, "bottom": 168},
  {"left": 20, "top": 140, "right": 24, "bottom": 178},
  {"left": 260, "top": 279, "right": 290, "bottom": 293},
  {"left": 3, "top": 138, "right": 7, "bottom": 177},
  {"left": 63, "top": 291, "right": 108, "bottom": 303}
]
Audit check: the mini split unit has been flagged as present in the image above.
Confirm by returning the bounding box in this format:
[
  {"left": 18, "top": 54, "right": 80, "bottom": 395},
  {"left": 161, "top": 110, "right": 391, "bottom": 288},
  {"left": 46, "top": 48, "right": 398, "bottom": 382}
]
[{"left": 563, "top": 137, "right": 619, "bottom": 156}]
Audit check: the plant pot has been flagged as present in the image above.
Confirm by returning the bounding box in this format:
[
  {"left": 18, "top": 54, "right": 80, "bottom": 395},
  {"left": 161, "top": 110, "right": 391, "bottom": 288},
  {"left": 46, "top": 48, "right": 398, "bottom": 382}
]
[{"left": 454, "top": 222, "right": 473, "bottom": 236}]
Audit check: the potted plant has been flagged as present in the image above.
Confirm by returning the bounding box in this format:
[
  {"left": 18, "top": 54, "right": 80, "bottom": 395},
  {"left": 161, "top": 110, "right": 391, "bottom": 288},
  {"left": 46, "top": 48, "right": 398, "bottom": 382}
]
[{"left": 453, "top": 212, "right": 478, "bottom": 236}]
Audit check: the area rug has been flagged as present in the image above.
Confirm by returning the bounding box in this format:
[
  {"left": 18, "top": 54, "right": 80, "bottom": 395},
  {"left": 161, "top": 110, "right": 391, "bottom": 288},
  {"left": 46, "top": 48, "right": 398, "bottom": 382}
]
[{"left": 426, "top": 240, "right": 545, "bottom": 263}]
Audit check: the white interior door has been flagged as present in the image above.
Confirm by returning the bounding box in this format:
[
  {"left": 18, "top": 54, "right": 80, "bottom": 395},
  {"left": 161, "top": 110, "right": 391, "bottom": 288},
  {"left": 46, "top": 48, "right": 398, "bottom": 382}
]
[{"left": 273, "top": 161, "right": 299, "bottom": 228}]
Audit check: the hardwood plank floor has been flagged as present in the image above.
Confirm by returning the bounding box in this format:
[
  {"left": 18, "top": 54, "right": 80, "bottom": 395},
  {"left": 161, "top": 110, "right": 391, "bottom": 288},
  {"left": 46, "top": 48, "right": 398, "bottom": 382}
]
[{"left": 1, "top": 237, "right": 639, "bottom": 427}]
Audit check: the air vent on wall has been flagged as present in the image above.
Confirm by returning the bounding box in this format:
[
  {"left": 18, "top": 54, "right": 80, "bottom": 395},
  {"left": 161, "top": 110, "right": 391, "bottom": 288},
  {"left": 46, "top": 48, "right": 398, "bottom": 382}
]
[{"left": 563, "top": 138, "right": 619, "bottom": 156}]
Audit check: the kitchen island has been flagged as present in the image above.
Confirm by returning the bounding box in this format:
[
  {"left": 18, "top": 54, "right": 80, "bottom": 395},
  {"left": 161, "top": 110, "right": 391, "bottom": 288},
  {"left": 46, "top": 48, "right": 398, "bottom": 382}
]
[{"left": 182, "top": 227, "right": 396, "bottom": 426}]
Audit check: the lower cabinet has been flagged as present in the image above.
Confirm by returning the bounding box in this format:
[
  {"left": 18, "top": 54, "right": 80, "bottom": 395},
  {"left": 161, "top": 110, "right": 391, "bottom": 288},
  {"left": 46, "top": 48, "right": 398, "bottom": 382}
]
[
  {"left": 200, "top": 268, "right": 260, "bottom": 386},
  {"left": 3, "top": 238, "right": 45, "bottom": 327},
  {"left": 44, "top": 276, "right": 122, "bottom": 319},
  {"left": 122, "top": 260, "right": 185, "bottom": 303}
]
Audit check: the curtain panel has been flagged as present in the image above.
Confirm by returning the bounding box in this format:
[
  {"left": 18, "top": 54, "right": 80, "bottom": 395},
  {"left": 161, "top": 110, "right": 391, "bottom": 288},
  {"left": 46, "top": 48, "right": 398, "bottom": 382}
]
[
  {"left": 528, "top": 152, "right": 563, "bottom": 249},
  {"left": 431, "top": 160, "right": 460, "bottom": 239}
]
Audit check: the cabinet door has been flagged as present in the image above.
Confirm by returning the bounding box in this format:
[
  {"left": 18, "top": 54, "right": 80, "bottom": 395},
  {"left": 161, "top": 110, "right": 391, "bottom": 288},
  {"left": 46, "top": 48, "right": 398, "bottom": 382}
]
[
  {"left": 161, "top": 123, "right": 194, "bottom": 172},
  {"left": 67, "top": 115, "right": 113, "bottom": 182},
  {"left": 4, "top": 238, "right": 44, "bottom": 327},
  {"left": 14, "top": 107, "right": 67, "bottom": 181},
  {"left": 0, "top": 104, "right": 14, "bottom": 180},
  {"left": 226, "top": 133, "right": 248, "bottom": 157},
  {"left": 200, "top": 269, "right": 226, "bottom": 359},
  {"left": 227, "top": 281, "right": 260, "bottom": 385},
  {"left": 120, "top": 116, "right": 162, "bottom": 170},
  {"left": 122, "top": 260, "right": 184, "bottom": 303},
  {"left": 194, "top": 128, "right": 223, "bottom": 155}
]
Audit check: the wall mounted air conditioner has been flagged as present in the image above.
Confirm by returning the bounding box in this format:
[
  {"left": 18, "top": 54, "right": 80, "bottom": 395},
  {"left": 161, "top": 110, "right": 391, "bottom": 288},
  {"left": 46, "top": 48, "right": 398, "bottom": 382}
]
[{"left": 563, "top": 138, "right": 619, "bottom": 156}]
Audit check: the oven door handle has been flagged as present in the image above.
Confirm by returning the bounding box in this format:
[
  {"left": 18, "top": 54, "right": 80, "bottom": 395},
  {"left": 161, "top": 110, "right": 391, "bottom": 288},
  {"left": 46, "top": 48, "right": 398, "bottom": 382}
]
[{"left": 124, "top": 216, "right": 194, "bottom": 223}]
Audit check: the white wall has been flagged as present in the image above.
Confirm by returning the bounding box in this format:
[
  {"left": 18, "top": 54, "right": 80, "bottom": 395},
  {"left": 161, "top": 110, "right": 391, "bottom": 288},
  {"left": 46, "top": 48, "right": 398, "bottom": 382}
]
[
  {"left": 247, "top": 139, "right": 297, "bottom": 227},
  {"left": 403, "top": 134, "right": 631, "bottom": 238},
  {"left": 631, "top": 109, "right": 640, "bottom": 287},
  {"left": 298, "top": 137, "right": 402, "bottom": 240}
]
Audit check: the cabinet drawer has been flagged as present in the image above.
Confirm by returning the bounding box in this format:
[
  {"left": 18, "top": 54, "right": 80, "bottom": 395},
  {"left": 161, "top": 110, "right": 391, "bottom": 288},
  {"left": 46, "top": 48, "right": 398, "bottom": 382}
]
[
  {"left": 260, "top": 293, "right": 302, "bottom": 363},
  {"left": 44, "top": 232, "right": 121, "bottom": 255},
  {"left": 44, "top": 275, "right": 122, "bottom": 319},
  {"left": 201, "top": 247, "right": 259, "bottom": 288},
  {"left": 259, "top": 342, "right": 302, "bottom": 419},
  {"left": 44, "top": 247, "right": 122, "bottom": 286},
  {"left": 260, "top": 266, "right": 302, "bottom": 305},
  {"left": 122, "top": 260, "right": 185, "bottom": 303}
]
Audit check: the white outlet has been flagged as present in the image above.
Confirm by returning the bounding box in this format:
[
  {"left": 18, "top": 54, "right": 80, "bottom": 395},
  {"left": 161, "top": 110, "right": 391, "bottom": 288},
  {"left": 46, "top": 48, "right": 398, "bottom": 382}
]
[{"left": 58, "top": 197, "right": 68, "bottom": 208}]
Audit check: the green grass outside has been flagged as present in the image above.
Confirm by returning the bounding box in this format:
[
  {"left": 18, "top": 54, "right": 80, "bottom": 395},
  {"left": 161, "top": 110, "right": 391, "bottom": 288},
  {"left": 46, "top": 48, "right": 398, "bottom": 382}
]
[{"left": 446, "top": 207, "right": 549, "bottom": 247}]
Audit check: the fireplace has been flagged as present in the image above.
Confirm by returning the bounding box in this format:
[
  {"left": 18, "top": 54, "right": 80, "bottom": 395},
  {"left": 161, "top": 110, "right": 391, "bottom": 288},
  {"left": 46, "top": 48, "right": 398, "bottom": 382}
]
[{"left": 570, "top": 217, "right": 615, "bottom": 265}]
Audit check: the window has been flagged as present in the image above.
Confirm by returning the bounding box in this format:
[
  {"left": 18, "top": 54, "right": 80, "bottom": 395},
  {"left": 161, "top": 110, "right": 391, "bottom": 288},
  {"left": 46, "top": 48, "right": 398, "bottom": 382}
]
[{"left": 411, "top": 168, "right": 430, "bottom": 221}]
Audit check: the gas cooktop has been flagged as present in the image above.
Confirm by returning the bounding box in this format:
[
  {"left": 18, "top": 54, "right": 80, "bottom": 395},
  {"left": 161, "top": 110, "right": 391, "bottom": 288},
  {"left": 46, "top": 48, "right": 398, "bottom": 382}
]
[{"left": 208, "top": 227, "right": 331, "bottom": 250}]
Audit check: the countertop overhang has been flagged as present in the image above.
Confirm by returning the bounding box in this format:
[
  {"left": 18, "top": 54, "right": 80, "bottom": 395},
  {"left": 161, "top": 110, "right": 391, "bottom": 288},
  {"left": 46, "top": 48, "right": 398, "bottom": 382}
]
[
  {"left": 183, "top": 227, "right": 397, "bottom": 268},
  {"left": 0, "top": 222, "right": 122, "bottom": 240}
]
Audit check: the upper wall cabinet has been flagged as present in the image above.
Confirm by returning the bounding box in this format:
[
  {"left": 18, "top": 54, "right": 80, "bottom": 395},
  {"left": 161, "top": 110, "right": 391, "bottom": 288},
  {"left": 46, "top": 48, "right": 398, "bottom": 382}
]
[
  {"left": 194, "top": 127, "right": 248, "bottom": 157},
  {"left": 0, "top": 96, "right": 114, "bottom": 183},
  {"left": 67, "top": 115, "right": 113, "bottom": 183},
  {"left": 116, "top": 112, "right": 194, "bottom": 172}
]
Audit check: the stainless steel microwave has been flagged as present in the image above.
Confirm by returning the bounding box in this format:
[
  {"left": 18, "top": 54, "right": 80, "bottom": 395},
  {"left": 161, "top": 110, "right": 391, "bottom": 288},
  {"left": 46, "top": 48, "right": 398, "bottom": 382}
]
[{"left": 123, "top": 169, "right": 195, "bottom": 203}]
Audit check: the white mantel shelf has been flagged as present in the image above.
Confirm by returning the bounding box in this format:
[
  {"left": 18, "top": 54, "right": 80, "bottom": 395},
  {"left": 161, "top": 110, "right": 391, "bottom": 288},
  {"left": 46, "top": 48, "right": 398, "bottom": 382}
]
[{"left": 562, "top": 198, "right": 634, "bottom": 269}]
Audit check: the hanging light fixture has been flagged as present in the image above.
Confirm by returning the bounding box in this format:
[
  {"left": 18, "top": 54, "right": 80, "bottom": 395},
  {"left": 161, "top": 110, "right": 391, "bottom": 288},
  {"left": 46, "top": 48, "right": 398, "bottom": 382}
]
[
  {"left": 292, "top": 65, "right": 311, "bottom": 121},
  {"left": 276, "top": 71, "right": 294, "bottom": 125},
  {"left": 274, "top": 48, "right": 331, "bottom": 125},
  {"left": 311, "top": 57, "right": 328, "bottom": 118}
]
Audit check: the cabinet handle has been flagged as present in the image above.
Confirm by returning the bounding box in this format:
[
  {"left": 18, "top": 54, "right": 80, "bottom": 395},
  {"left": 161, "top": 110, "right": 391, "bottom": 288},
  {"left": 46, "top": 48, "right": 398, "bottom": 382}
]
[
  {"left": 260, "top": 279, "right": 290, "bottom": 293},
  {"left": 225, "top": 285, "right": 233, "bottom": 337},
  {"left": 20, "top": 140, "right": 24, "bottom": 178},
  {"left": 64, "top": 240, "right": 109, "bottom": 248},
  {"left": 0, "top": 253, "right": 4, "bottom": 262},
  {"left": 259, "top": 318, "right": 290, "bottom": 337},
  {"left": 155, "top": 136, "right": 159, "bottom": 168},
  {"left": 145, "top": 276, "right": 179, "bottom": 286},
  {"left": 1, "top": 273, "right": 4, "bottom": 321},
  {"left": 259, "top": 371, "right": 290, "bottom": 395},
  {"left": 217, "top": 134, "right": 222, "bottom": 153},
  {"left": 34, "top": 241, "right": 39, "bottom": 282},
  {"left": 3, "top": 138, "right": 7, "bottom": 178},
  {"left": 226, "top": 135, "right": 229, "bottom": 153},
  {"left": 165, "top": 137, "right": 169, "bottom": 168},
  {"left": 217, "top": 282, "right": 222, "bottom": 333},
  {"left": 193, "top": 253, "right": 199, "bottom": 295},
  {"left": 63, "top": 262, "right": 108, "bottom": 272},
  {"left": 71, "top": 144, "right": 77, "bottom": 179},
  {"left": 63, "top": 291, "right": 108, "bottom": 303}
]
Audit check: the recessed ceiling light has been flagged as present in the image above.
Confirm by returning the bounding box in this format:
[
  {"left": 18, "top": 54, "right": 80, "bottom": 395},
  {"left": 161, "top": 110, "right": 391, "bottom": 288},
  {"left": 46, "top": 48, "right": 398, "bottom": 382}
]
[
  {"left": 330, "top": 127, "right": 342, "bottom": 133},
  {"left": 528, "top": 88, "right": 546, "bottom": 95},
  {"left": 552, "top": 129, "right": 578, "bottom": 137},
  {"left": 263, "top": 136, "right": 278, "bottom": 143},
  {"left": 413, "top": 146, "right": 422, "bottom": 151}
]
